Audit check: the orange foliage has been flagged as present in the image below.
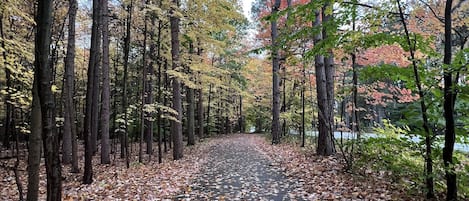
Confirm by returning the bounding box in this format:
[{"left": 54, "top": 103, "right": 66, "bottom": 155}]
[
  {"left": 357, "top": 45, "right": 411, "bottom": 67},
  {"left": 358, "top": 81, "right": 420, "bottom": 107}
]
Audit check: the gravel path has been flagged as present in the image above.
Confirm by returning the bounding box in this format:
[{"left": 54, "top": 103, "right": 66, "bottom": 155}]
[{"left": 178, "top": 134, "right": 306, "bottom": 200}]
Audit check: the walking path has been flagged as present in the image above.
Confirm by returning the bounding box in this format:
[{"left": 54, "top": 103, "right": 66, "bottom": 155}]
[{"left": 177, "top": 135, "right": 307, "bottom": 200}]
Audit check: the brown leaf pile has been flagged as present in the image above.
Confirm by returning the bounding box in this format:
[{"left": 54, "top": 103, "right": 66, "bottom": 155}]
[
  {"left": 250, "top": 135, "right": 421, "bottom": 201},
  {"left": 1, "top": 134, "right": 424, "bottom": 200},
  {"left": 1, "top": 138, "right": 222, "bottom": 200}
]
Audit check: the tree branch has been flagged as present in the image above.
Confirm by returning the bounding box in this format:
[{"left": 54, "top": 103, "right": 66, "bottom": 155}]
[{"left": 341, "top": 1, "right": 407, "bottom": 16}]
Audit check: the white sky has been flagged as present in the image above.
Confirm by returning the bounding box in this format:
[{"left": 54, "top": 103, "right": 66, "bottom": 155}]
[{"left": 241, "top": 0, "right": 254, "bottom": 21}]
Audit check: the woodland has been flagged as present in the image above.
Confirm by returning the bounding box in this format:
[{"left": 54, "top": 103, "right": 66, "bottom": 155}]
[{"left": 0, "top": 0, "right": 468, "bottom": 200}]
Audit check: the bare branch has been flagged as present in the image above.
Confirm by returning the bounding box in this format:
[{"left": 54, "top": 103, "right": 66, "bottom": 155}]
[
  {"left": 418, "top": 0, "right": 445, "bottom": 23},
  {"left": 341, "top": 1, "right": 407, "bottom": 16}
]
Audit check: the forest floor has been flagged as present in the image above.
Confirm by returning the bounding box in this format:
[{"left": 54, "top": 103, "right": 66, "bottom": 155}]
[
  {"left": 176, "top": 134, "right": 416, "bottom": 201},
  {"left": 1, "top": 134, "right": 419, "bottom": 200}
]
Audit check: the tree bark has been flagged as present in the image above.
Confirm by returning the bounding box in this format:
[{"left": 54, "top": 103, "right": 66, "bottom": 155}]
[
  {"left": 100, "top": 0, "right": 111, "bottom": 164},
  {"left": 83, "top": 0, "right": 102, "bottom": 184},
  {"left": 122, "top": 0, "right": 133, "bottom": 168},
  {"left": 163, "top": 59, "right": 168, "bottom": 152},
  {"left": 206, "top": 84, "right": 212, "bottom": 135},
  {"left": 91, "top": 25, "right": 101, "bottom": 156},
  {"left": 197, "top": 85, "right": 204, "bottom": 138},
  {"left": 314, "top": 6, "right": 334, "bottom": 156},
  {"left": 14, "top": 120, "right": 24, "bottom": 201},
  {"left": 281, "top": 64, "right": 287, "bottom": 137},
  {"left": 239, "top": 95, "right": 244, "bottom": 133},
  {"left": 0, "top": 13, "right": 13, "bottom": 149},
  {"left": 69, "top": 0, "right": 80, "bottom": 173},
  {"left": 139, "top": 11, "right": 148, "bottom": 163},
  {"left": 443, "top": 0, "right": 457, "bottom": 199},
  {"left": 27, "top": 80, "right": 42, "bottom": 201},
  {"left": 301, "top": 61, "right": 306, "bottom": 147},
  {"left": 170, "top": 0, "right": 183, "bottom": 160},
  {"left": 35, "top": 0, "right": 62, "bottom": 199},
  {"left": 396, "top": 0, "right": 434, "bottom": 197},
  {"left": 146, "top": 13, "right": 157, "bottom": 157},
  {"left": 155, "top": 16, "right": 162, "bottom": 163},
  {"left": 63, "top": 0, "right": 78, "bottom": 169},
  {"left": 351, "top": 52, "right": 360, "bottom": 136},
  {"left": 271, "top": 0, "right": 281, "bottom": 145},
  {"left": 187, "top": 86, "right": 195, "bottom": 145}
]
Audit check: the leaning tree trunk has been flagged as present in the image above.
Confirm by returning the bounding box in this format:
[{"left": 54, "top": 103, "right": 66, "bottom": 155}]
[
  {"left": 270, "top": 0, "right": 281, "bottom": 145},
  {"left": 35, "top": 0, "right": 62, "bottom": 199},
  {"left": 100, "top": 0, "right": 111, "bottom": 164},
  {"left": 170, "top": 0, "right": 183, "bottom": 160},
  {"left": 396, "top": 0, "right": 435, "bottom": 197}
]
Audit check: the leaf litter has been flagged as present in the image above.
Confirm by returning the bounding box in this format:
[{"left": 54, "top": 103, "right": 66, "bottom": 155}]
[{"left": 1, "top": 134, "right": 421, "bottom": 200}]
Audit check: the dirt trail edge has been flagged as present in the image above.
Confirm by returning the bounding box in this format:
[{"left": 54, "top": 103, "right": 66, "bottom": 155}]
[{"left": 176, "top": 134, "right": 307, "bottom": 200}]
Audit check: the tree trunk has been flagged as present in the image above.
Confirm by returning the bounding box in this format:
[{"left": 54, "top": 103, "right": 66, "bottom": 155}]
[
  {"left": 350, "top": 7, "right": 360, "bottom": 135},
  {"left": 206, "top": 84, "right": 212, "bottom": 135},
  {"left": 27, "top": 80, "right": 42, "bottom": 201},
  {"left": 197, "top": 87, "right": 204, "bottom": 138},
  {"left": 196, "top": 45, "right": 204, "bottom": 138},
  {"left": 217, "top": 89, "right": 223, "bottom": 134},
  {"left": 323, "top": 4, "right": 336, "bottom": 154},
  {"left": 14, "top": 120, "right": 24, "bottom": 201},
  {"left": 91, "top": 40, "right": 101, "bottom": 156},
  {"left": 443, "top": 0, "right": 457, "bottom": 199},
  {"left": 301, "top": 62, "right": 306, "bottom": 147},
  {"left": 100, "top": 0, "right": 111, "bottom": 164},
  {"left": 314, "top": 7, "right": 334, "bottom": 156},
  {"left": 62, "top": 0, "right": 77, "bottom": 165},
  {"left": 83, "top": 0, "right": 102, "bottom": 184},
  {"left": 155, "top": 16, "right": 162, "bottom": 163},
  {"left": 187, "top": 86, "right": 195, "bottom": 145},
  {"left": 170, "top": 0, "right": 183, "bottom": 160},
  {"left": 270, "top": 0, "right": 281, "bottom": 145},
  {"left": 0, "top": 14, "right": 13, "bottom": 149},
  {"left": 281, "top": 64, "right": 286, "bottom": 137},
  {"left": 69, "top": 0, "right": 80, "bottom": 173},
  {"left": 139, "top": 12, "right": 148, "bottom": 163},
  {"left": 163, "top": 59, "right": 168, "bottom": 152},
  {"left": 122, "top": 0, "right": 133, "bottom": 168},
  {"left": 35, "top": 0, "right": 62, "bottom": 199},
  {"left": 112, "top": 38, "right": 120, "bottom": 156},
  {"left": 145, "top": 7, "right": 156, "bottom": 157},
  {"left": 239, "top": 95, "right": 244, "bottom": 133},
  {"left": 351, "top": 52, "right": 360, "bottom": 136},
  {"left": 396, "top": 1, "right": 434, "bottom": 197}
]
